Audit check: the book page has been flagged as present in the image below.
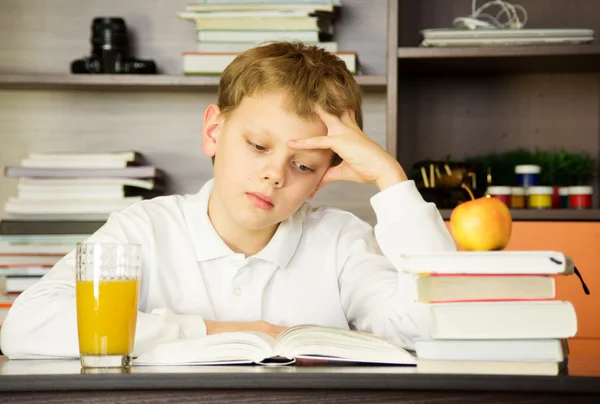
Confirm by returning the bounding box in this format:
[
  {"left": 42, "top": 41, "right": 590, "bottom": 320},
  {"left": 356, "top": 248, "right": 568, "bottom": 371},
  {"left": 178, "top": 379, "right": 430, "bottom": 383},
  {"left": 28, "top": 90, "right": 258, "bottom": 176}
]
[
  {"left": 274, "top": 325, "right": 416, "bottom": 365},
  {"left": 134, "top": 331, "right": 277, "bottom": 366}
]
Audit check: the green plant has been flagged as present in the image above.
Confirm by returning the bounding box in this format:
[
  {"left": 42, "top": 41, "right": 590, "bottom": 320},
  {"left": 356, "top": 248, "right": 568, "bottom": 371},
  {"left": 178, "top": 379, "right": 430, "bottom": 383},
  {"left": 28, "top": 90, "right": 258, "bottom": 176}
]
[
  {"left": 464, "top": 148, "right": 596, "bottom": 187},
  {"left": 466, "top": 148, "right": 533, "bottom": 186},
  {"left": 533, "top": 149, "right": 595, "bottom": 186}
]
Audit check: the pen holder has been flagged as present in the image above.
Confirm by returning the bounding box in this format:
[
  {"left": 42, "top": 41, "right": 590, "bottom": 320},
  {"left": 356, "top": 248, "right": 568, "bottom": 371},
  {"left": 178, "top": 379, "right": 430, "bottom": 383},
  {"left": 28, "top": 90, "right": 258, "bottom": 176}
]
[{"left": 411, "top": 161, "right": 484, "bottom": 208}]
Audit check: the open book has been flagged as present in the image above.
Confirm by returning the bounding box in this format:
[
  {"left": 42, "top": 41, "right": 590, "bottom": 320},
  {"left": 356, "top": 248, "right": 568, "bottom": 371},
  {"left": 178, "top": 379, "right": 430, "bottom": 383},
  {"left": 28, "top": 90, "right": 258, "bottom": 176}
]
[{"left": 133, "top": 325, "right": 416, "bottom": 366}]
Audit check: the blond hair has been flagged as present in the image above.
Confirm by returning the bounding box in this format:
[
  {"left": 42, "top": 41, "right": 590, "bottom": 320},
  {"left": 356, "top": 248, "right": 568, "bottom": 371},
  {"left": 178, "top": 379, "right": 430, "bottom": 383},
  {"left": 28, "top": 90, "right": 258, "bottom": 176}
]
[{"left": 217, "top": 42, "right": 363, "bottom": 166}]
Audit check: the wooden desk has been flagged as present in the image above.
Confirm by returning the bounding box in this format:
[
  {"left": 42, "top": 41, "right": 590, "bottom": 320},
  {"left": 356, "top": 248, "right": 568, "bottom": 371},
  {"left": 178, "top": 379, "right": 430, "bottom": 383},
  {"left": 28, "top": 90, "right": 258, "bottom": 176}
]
[{"left": 0, "top": 356, "right": 599, "bottom": 403}]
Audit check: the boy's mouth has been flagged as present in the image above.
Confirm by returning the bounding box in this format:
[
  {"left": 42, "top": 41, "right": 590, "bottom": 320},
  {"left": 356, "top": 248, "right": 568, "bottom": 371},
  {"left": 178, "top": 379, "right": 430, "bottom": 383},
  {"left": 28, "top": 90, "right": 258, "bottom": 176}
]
[{"left": 246, "top": 192, "right": 274, "bottom": 211}]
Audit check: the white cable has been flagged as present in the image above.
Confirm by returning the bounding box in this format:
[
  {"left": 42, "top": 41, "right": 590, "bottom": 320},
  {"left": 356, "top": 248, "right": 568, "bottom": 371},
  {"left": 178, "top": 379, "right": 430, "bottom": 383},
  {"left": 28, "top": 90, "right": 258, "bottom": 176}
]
[{"left": 456, "top": 0, "right": 528, "bottom": 29}]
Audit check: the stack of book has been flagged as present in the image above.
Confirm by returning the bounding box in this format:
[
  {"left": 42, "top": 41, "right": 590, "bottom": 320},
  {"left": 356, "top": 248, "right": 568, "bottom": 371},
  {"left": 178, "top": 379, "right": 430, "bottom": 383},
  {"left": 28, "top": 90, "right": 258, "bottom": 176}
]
[
  {"left": 0, "top": 293, "right": 17, "bottom": 328},
  {"left": 400, "top": 251, "right": 580, "bottom": 376},
  {"left": 0, "top": 236, "right": 82, "bottom": 295},
  {"left": 0, "top": 151, "right": 165, "bottom": 297},
  {"left": 2, "top": 151, "right": 164, "bottom": 223},
  {"left": 177, "top": 0, "right": 358, "bottom": 74}
]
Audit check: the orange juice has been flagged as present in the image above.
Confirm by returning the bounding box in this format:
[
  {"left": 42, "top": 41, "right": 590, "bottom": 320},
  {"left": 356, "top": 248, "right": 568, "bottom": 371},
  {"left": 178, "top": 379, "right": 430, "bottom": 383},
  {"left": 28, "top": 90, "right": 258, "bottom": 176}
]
[{"left": 76, "top": 279, "right": 139, "bottom": 356}]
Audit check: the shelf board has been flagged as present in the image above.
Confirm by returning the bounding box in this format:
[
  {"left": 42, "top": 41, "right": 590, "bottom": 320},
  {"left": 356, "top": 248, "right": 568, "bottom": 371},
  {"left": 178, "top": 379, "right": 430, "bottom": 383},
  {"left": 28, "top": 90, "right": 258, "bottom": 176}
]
[
  {"left": 0, "top": 74, "right": 387, "bottom": 91},
  {"left": 439, "top": 208, "right": 600, "bottom": 221},
  {"left": 397, "top": 44, "right": 600, "bottom": 74}
]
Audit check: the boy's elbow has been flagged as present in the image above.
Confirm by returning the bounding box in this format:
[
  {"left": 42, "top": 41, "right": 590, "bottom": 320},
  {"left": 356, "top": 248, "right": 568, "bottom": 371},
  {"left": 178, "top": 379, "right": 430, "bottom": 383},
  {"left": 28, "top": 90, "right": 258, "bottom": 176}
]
[
  {"left": 0, "top": 287, "right": 80, "bottom": 359},
  {"left": 1, "top": 312, "right": 33, "bottom": 359}
]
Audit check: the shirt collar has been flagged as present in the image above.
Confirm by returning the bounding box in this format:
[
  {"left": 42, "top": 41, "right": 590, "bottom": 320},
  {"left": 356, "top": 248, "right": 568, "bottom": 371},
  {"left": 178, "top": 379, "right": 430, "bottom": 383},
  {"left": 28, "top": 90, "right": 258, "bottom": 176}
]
[{"left": 182, "top": 178, "right": 303, "bottom": 269}]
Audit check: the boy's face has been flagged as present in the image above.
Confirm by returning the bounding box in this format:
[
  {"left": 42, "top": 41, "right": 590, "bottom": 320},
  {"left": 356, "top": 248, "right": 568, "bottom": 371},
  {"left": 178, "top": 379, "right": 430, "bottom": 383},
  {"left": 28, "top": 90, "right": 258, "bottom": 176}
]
[{"left": 203, "top": 91, "right": 333, "bottom": 230}]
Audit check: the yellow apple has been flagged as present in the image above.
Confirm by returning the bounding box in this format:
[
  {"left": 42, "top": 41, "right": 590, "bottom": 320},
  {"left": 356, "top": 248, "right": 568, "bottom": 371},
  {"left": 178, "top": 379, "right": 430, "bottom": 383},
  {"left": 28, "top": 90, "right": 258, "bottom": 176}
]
[{"left": 450, "top": 197, "right": 512, "bottom": 251}]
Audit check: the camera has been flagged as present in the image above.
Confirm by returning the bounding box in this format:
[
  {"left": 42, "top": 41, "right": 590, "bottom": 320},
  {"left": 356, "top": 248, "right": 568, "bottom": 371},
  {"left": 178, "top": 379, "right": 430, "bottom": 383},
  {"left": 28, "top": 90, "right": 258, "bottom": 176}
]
[{"left": 71, "top": 17, "right": 157, "bottom": 74}]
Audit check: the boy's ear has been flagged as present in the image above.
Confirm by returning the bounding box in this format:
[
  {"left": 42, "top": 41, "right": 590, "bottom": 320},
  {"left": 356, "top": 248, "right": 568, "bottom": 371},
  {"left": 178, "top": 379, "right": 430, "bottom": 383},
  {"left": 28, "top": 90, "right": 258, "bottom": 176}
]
[{"left": 202, "top": 104, "right": 221, "bottom": 158}]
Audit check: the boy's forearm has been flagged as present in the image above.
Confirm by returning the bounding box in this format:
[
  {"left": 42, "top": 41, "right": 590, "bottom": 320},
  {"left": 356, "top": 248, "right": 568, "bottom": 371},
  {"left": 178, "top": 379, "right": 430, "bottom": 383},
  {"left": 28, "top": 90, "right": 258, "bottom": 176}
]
[
  {"left": 204, "top": 319, "right": 287, "bottom": 339},
  {"left": 375, "top": 158, "right": 409, "bottom": 191}
]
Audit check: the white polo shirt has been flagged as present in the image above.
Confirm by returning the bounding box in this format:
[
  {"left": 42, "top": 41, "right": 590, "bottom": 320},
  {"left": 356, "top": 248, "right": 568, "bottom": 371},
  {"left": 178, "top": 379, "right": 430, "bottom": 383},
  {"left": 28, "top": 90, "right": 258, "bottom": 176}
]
[{"left": 0, "top": 179, "right": 456, "bottom": 359}]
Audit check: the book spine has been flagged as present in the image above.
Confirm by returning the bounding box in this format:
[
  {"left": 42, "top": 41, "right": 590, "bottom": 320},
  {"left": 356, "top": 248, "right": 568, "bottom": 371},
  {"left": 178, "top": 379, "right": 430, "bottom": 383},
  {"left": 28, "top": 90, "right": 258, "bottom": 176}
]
[
  {"left": 0, "top": 221, "right": 105, "bottom": 235},
  {"left": 422, "top": 297, "right": 558, "bottom": 304}
]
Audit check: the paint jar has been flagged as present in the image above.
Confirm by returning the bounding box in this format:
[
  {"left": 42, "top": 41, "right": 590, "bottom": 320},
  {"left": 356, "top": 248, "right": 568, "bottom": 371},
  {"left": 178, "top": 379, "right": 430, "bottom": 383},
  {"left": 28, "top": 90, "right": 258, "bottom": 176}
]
[
  {"left": 510, "top": 187, "right": 525, "bottom": 209},
  {"left": 487, "top": 186, "right": 512, "bottom": 207},
  {"left": 515, "top": 165, "right": 541, "bottom": 187},
  {"left": 559, "top": 187, "right": 569, "bottom": 209},
  {"left": 568, "top": 186, "right": 593, "bottom": 209},
  {"left": 526, "top": 186, "right": 553, "bottom": 209}
]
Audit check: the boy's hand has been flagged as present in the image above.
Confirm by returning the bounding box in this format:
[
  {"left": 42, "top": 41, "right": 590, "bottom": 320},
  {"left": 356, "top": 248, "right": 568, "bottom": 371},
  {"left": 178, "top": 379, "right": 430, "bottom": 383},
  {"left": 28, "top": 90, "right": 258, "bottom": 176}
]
[
  {"left": 289, "top": 105, "right": 408, "bottom": 191},
  {"left": 204, "top": 319, "right": 287, "bottom": 339}
]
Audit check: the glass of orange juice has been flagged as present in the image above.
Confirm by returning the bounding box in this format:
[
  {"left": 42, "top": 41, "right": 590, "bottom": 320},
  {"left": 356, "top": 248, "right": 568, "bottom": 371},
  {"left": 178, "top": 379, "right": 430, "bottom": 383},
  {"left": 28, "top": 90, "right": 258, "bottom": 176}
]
[{"left": 75, "top": 242, "right": 141, "bottom": 368}]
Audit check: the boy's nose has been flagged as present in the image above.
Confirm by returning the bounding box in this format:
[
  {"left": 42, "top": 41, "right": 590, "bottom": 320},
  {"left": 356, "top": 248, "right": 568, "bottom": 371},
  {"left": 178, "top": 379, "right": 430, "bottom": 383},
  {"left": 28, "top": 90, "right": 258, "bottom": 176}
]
[
  {"left": 262, "top": 173, "right": 282, "bottom": 187},
  {"left": 260, "top": 163, "right": 285, "bottom": 187}
]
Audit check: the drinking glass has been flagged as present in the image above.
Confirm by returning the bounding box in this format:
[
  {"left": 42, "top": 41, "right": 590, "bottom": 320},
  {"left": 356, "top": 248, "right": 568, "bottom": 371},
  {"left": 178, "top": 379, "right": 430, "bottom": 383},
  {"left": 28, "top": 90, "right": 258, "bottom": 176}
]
[{"left": 75, "top": 243, "right": 141, "bottom": 368}]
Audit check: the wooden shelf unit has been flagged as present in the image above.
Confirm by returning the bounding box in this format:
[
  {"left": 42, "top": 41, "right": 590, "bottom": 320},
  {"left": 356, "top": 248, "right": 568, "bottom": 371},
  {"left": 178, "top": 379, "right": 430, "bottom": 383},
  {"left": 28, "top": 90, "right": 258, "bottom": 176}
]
[
  {"left": 439, "top": 208, "right": 600, "bottom": 221},
  {"left": 393, "top": 0, "right": 600, "bottom": 210},
  {"left": 0, "top": 74, "right": 387, "bottom": 91},
  {"left": 397, "top": 45, "right": 600, "bottom": 74}
]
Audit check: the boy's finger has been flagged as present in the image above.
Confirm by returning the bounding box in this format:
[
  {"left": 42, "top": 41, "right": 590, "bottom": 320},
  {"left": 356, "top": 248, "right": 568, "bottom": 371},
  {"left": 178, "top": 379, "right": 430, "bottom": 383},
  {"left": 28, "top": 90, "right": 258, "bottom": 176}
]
[
  {"left": 340, "top": 110, "right": 359, "bottom": 129},
  {"left": 321, "top": 165, "right": 344, "bottom": 185},
  {"left": 314, "top": 104, "right": 343, "bottom": 130},
  {"left": 288, "top": 136, "right": 337, "bottom": 150}
]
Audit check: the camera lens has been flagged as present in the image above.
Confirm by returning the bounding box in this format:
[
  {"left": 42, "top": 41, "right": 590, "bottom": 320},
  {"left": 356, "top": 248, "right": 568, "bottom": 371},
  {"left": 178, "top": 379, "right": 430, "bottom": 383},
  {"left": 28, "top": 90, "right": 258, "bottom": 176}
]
[{"left": 90, "top": 17, "right": 128, "bottom": 55}]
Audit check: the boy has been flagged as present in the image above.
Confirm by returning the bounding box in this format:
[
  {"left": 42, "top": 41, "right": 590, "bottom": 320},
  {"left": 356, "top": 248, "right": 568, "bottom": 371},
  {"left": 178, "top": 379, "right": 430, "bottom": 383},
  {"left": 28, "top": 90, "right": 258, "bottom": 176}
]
[{"left": 0, "top": 42, "right": 455, "bottom": 358}]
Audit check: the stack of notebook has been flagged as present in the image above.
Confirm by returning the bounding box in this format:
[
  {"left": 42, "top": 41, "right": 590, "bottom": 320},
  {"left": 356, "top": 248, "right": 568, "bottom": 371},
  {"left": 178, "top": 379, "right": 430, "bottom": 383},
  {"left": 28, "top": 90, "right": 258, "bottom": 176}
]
[
  {"left": 177, "top": 0, "right": 358, "bottom": 74},
  {"left": 399, "top": 251, "right": 581, "bottom": 375}
]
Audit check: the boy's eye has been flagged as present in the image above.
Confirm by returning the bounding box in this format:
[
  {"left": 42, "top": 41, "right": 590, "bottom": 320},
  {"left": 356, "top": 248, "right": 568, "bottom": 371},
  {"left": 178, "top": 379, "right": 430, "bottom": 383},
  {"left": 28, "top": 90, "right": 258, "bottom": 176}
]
[
  {"left": 294, "top": 162, "right": 314, "bottom": 173},
  {"left": 248, "top": 141, "right": 267, "bottom": 151}
]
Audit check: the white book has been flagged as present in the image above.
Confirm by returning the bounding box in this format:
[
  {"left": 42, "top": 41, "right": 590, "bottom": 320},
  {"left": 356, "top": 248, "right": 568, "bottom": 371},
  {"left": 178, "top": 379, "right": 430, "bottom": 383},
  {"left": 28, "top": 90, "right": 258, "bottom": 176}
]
[
  {"left": 134, "top": 325, "right": 416, "bottom": 366},
  {"left": 0, "top": 244, "right": 77, "bottom": 255},
  {"left": 20, "top": 159, "right": 131, "bottom": 169},
  {"left": 416, "top": 275, "right": 556, "bottom": 302},
  {"left": 4, "top": 166, "right": 163, "bottom": 179},
  {"left": 0, "top": 234, "right": 83, "bottom": 255},
  {"left": 4, "top": 213, "right": 110, "bottom": 221},
  {"left": 5, "top": 276, "right": 43, "bottom": 293},
  {"left": 18, "top": 178, "right": 158, "bottom": 190},
  {"left": 396, "top": 251, "right": 574, "bottom": 275},
  {"left": 0, "top": 266, "right": 52, "bottom": 277},
  {"left": 183, "top": 51, "right": 356, "bottom": 74},
  {"left": 192, "top": 0, "right": 341, "bottom": 4},
  {"left": 0, "top": 234, "right": 86, "bottom": 243},
  {"left": 417, "top": 359, "right": 565, "bottom": 376},
  {"left": 186, "top": 3, "right": 336, "bottom": 12},
  {"left": 0, "top": 256, "right": 62, "bottom": 266},
  {"left": 26, "top": 151, "right": 139, "bottom": 160},
  {"left": 5, "top": 197, "right": 142, "bottom": 215},
  {"left": 17, "top": 191, "right": 125, "bottom": 201},
  {"left": 415, "top": 339, "right": 567, "bottom": 362},
  {"left": 178, "top": 10, "right": 312, "bottom": 19},
  {"left": 196, "top": 41, "right": 338, "bottom": 53},
  {"left": 197, "top": 29, "right": 320, "bottom": 42},
  {"left": 195, "top": 16, "right": 319, "bottom": 30},
  {"left": 423, "top": 301, "right": 577, "bottom": 339},
  {"left": 23, "top": 151, "right": 142, "bottom": 168}
]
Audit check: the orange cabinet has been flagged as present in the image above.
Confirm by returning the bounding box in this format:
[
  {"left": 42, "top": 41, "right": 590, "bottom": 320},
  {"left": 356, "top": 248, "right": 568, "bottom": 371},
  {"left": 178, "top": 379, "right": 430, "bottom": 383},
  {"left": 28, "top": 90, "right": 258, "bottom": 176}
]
[{"left": 445, "top": 221, "right": 600, "bottom": 356}]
